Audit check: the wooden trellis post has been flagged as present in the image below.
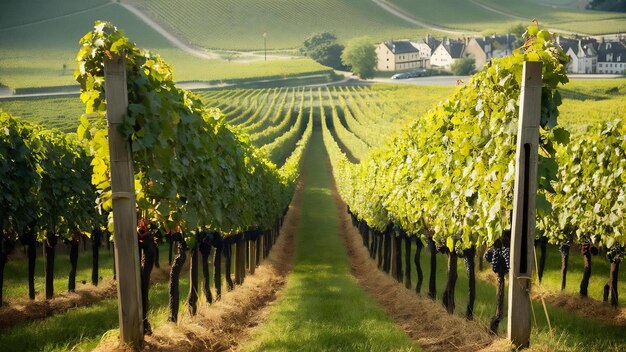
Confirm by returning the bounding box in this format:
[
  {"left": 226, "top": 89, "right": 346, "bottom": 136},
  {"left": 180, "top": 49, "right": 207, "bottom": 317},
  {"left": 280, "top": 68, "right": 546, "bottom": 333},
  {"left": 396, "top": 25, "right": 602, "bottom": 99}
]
[
  {"left": 249, "top": 236, "right": 257, "bottom": 275},
  {"left": 508, "top": 61, "right": 542, "bottom": 348},
  {"left": 104, "top": 54, "right": 144, "bottom": 349}
]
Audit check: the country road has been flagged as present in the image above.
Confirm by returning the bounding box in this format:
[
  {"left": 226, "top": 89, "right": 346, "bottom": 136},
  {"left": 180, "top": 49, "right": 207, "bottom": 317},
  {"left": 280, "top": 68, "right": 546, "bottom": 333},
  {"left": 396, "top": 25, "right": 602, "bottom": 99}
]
[
  {"left": 119, "top": 1, "right": 297, "bottom": 62},
  {"left": 118, "top": 2, "right": 219, "bottom": 59}
]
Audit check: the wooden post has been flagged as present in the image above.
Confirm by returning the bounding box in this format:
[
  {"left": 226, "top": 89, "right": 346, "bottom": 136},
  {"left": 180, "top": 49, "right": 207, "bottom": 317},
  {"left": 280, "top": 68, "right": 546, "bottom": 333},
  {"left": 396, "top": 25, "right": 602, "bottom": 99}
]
[
  {"left": 249, "top": 238, "right": 256, "bottom": 275},
  {"left": 507, "top": 61, "right": 542, "bottom": 348},
  {"left": 258, "top": 233, "right": 264, "bottom": 262},
  {"left": 104, "top": 55, "right": 144, "bottom": 349},
  {"left": 234, "top": 238, "right": 242, "bottom": 285},
  {"left": 390, "top": 233, "right": 397, "bottom": 278}
]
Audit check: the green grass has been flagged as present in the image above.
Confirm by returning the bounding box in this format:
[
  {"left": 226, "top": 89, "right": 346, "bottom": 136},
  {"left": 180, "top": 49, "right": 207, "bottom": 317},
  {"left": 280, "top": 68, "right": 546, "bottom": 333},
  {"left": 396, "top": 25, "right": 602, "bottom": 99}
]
[
  {"left": 537, "top": 244, "right": 626, "bottom": 305},
  {"left": 0, "top": 298, "right": 120, "bottom": 352},
  {"left": 558, "top": 78, "right": 626, "bottom": 132},
  {"left": 129, "top": 0, "right": 422, "bottom": 50},
  {"left": 0, "top": 276, "right": 188, "bottom": 352},
  {"left": 2, "top": 243, "right": 115, "bottom": 302},
  {"left": 241, "top": 129, "right": 418, "bottom": 352},
  {"left": 0, "top": 242, "right": 246, "bottom": 352},
  {"left": 396, "top": 239, "right": 626, "bottom": 351}
]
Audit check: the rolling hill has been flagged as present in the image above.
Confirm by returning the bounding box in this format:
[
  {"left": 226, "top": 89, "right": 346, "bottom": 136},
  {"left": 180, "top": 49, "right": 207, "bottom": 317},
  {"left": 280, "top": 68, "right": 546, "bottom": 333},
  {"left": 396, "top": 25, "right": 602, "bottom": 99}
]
[
  {"left": 128, "top": 0, "right": 625, "bottom": 50},
  {"left": 1, "top": 0, "right": 624, "bottom": 92},
  {"left": 0, "top": 0, "right": 328, "bottom": 91},
  {"left": 126, "top": 0, "right": 422, "bottom": 50}
]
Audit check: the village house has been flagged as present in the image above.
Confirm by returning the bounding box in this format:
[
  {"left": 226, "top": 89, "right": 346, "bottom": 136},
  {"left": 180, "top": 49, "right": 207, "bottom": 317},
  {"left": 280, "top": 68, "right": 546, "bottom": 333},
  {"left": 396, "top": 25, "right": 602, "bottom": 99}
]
[
  {"left": 465, "top": 35, "right": 514, "bottom": 69},
  {"left": 557, "top": 37, "right": 598, "bottom": 74},
  {"left": 597, "top": 41, "right": 626, "bottom": 74},
  {"left": 376, "top": 33, "right": 625, "bottom": 74},
  {"left": 375, "top": 40, "right": 427, "bottom": 71},
  {"left": 430, "top": 38, "right": 465, "bottom": 70},
  {"left": 411, "top": 34, "right": 441, "bottom": 62}
]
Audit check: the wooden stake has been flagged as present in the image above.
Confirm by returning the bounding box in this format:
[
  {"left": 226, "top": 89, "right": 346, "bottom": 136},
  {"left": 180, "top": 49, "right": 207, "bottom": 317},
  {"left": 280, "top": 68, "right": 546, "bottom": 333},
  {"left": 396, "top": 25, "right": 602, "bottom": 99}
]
[
  {"left": 507, "top": 61, "right": 542, "bottom": 348},
  {"left": 104, "top": 55, "right": 143, "bottom": 349},
  {"left": 249, "top": 237, "right": 256, "bottom": 275}
]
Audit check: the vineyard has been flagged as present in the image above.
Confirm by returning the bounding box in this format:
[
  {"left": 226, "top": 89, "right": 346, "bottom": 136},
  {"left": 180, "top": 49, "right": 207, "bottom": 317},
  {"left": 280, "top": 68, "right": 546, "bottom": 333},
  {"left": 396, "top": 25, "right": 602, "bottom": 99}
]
[
  {"left": 387, "top": 0, "right": 626, "bottom": 34},
  {"left": 1, "top": 21, "right": 626, "bottom": 352}
]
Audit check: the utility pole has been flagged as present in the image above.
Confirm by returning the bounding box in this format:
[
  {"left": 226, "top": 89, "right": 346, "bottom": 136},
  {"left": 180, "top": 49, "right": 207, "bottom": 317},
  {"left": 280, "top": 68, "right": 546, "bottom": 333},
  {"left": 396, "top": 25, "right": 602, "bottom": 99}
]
[
  {"left": 264, "top": 32, "right": 267, "bottom": 61},
  {"left": 507, "top": 61, "right": 542, "bottom": 349}
]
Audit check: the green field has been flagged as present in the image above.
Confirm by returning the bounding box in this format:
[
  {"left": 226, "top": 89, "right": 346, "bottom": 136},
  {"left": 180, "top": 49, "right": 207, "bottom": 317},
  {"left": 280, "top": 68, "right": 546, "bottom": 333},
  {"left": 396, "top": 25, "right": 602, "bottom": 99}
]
[
  {"left": 2, "top": 0, "right": 624, "bottom": 92},
  {"left": 0, "top": 96, "right": 85, "bottom": 133},
  {"left": 389, "top": 0, "right": 626, "bottom": 34},
  {"left": 2, "top": 78, "right": 623, "bottom": 135},
  {"left": 0, "top": 0, "right": 328, "bottom": 91},
  {"left": 128, "top": 0, "right": 422, "bottom": 50},
  {"left": 558, "top": 78, "right": 626, "bottom": 132},
  {"left": 524, "top": 0, "right": 589, "bottom": 8},
  {"left": 474, "top": 0, "right": 626, "bottom": 34}
]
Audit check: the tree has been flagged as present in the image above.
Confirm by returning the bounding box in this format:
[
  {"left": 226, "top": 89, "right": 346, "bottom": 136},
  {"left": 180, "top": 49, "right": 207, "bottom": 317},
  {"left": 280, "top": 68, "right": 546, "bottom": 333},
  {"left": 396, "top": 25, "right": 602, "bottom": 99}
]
[
  {"left": 587, "top": 0, "right": 626, "bottom": 12},
  {"left": 507, "top": 23, "right": 526, "bottom": 47},
  {"left": 301, "top": 32, "right": 346, "bottom": 70},
  {"left": 451, "top": 57, "right": 475, "bottom": 75},
  {"left": 341, "top": 37, "right": 377, "bottom": 79}
]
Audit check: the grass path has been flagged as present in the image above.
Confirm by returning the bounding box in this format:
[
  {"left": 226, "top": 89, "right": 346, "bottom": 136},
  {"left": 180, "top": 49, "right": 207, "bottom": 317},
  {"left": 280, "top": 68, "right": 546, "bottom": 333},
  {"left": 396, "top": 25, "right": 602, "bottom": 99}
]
[{"left": 240, "top": 128, "right": 418, "bottom": 351}]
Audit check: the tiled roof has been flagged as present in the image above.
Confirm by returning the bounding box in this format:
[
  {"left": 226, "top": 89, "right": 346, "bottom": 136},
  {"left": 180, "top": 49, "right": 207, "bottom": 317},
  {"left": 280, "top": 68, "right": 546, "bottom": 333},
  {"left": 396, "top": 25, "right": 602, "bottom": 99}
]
[
  {"left": 384, "top": 40, "right": 419, "bottom": 54},
  {"left": 441, "top": 40, "right": 465, "bottom": 58},
  {"left": 597, "top": 41, "right": 626, "bottom": 62}
]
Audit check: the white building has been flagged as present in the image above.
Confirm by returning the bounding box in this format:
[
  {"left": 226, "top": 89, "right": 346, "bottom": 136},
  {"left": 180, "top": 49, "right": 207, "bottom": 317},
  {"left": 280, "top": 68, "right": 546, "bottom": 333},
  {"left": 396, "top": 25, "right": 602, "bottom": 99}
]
[
  {"left": 558, "top": 37, "right": 598, "bottom": 74},
  {"left": 430, "top": 39, "right": 465, "bottom": 70},
  {"left": 375, "top": 40, "right": 427, "bottom": 71},
  {"left": 597, "top": 41, "right": 626, "bottom": 74}
]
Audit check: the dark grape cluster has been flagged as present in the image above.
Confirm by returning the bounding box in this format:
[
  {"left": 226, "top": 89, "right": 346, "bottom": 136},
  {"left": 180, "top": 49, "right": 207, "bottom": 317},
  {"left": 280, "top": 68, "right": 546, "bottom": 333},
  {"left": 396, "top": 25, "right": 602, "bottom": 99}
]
[
  {"left": 607, "top": 245, "right": 625, "bottom": 264},
  {"left": 558, "top": 244, "right": 570, "bottom": 256},
  {"left": 485, "top": 246, "right": 510, "bottom": 275},
  {"left": 436, "top": 243, "right": 449, "bottom": 254}
]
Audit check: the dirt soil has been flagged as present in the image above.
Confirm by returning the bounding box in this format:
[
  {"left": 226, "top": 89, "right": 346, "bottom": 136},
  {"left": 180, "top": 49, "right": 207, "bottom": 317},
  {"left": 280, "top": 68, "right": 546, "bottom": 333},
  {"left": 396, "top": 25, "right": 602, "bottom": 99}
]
[
  {"left": 0, "top": 266, "right": 171, "bottom": 330},
  {"left": 478, "top": 270, "right": 626, "bottom": 326},
  {"left": 94, "top": 179, "right": 303, "bottom": 352},
  {"left": 328, "top": 167, "right": 509, "bottom": 351}
]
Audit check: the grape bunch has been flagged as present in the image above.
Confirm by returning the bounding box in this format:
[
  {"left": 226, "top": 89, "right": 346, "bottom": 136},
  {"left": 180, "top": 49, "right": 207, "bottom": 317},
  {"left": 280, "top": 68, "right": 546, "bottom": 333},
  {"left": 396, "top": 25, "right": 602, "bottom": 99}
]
[
  {"left": 485, "top": 246, "right": 510, "bottom": 275},
  {"left": 607, "top": 245, "right": 625, "bottom": 264}
]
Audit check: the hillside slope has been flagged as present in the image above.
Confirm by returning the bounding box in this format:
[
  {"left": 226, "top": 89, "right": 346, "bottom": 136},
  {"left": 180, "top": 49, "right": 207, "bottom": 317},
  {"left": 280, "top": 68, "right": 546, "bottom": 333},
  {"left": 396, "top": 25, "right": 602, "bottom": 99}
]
[
  {"left": 387, "top": 0, "right": 625, "bottom": 34},
  {"left": 0, "top": 0, "right": 327, "bottom": 91},
  {"left": 127, "top": 0, "right": 422, "bottom": 50}
]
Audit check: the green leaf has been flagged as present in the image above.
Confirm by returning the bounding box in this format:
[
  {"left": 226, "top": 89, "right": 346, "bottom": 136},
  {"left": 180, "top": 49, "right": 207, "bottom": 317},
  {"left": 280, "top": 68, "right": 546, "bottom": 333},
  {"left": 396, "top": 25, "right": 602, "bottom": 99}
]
[{"left": 552, "top": 127, "right": 570, "bottom": 145}]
